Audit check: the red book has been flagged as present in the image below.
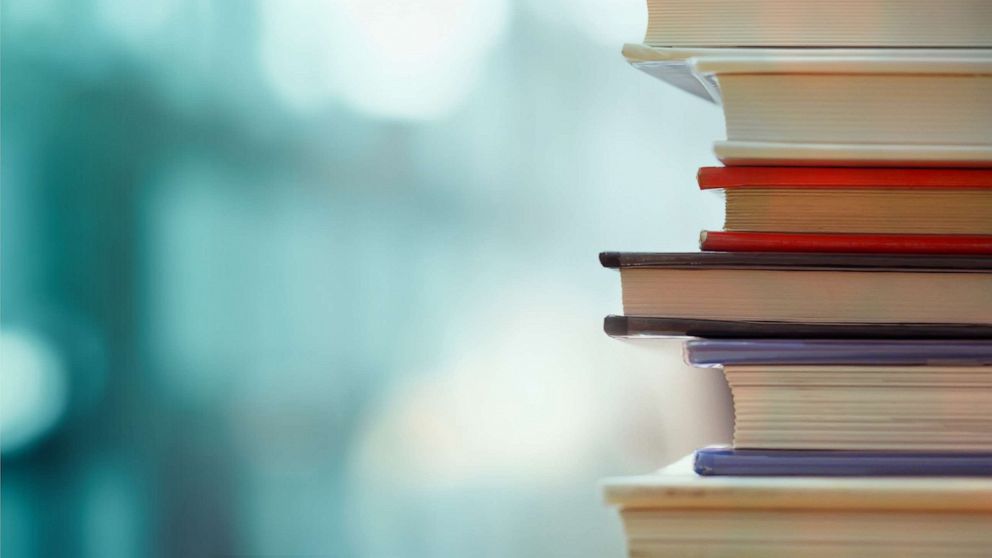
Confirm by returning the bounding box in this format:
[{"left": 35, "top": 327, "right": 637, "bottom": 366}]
[
  {"left": 701, "top": 231, "right": 992, "bottom": 255},
  {"left": 698, "top": 166, "right": 992, "bottom": 190},
  {"left": 697, "top": 167, "right": 992, "bottom": 246}
]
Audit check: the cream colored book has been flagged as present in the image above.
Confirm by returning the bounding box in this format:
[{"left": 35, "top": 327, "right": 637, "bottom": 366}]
[
  {"left": 604, "top": 456, "right": 992, "bottom": 558},
  {"left": 643, "top": 0, "right": 992, "bottom": 47},
  {"left": 725, "top": 365, "right": 992, "bottom": 451},
  {"left": 623, "top": 46, "right": 992, "bottom": 166}
]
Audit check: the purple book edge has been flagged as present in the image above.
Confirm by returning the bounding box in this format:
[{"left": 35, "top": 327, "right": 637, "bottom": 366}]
[
  {"left": 685, "top": 339, "right": 992, "bottom": 367},
  {"left": 694, "top": 447, "right": 992, "bottom": 477}
]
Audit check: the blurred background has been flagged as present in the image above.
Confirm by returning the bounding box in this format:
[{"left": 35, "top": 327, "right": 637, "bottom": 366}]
[{"left": 1, "top": 1, "right": 732, "bottom": 556}]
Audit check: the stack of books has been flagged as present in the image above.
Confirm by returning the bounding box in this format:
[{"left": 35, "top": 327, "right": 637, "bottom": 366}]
[{"left": 602, "top": 1, "right": 992, "bottom": 556}]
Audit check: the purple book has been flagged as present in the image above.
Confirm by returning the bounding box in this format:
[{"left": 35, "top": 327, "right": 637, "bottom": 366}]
[
  {"left": 685, "top": 339, "right": 992, "bottom": 367},
  {"left": 695, "top": 447, "right": 992, "bottom": 477}
]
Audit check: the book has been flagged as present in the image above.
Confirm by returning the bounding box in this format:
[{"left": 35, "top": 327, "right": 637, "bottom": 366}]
[
  {"left": 600, "top": 252, "right": 992, "bottom": 325},
  {"left": 684, "top": 339, "right": 992, "bottom": 366},
  {"left": 698, "top": 166, "right": 992, "bottom": 236},
  {"left": 694, "top": 447, "right": 992, "bottom": 477},
  {"left": 605, "top": 315, "right": 992, "bottom": 340},
  {"left": 622, "top": 44, "right": 992, "bottom": 104},
  {"left": 700, "top": 55, "right": 992, "bottom": 166},
  {"left": 642, "top": 0, "right": 992, "bottom": 48},
  {"left": 610, "top": 3, "right": 992, "bottom": 555},
  {"left": 720, "top": 364, "right": 992, "bottom": 451},
  {"left": 697, "top": 166, "right": 992, "bottom": 190},
  {"left": 604, "top": 456, "right": 992, "bottom": 557},
  {"left": 699, "top": 231, "right": 992, "bottom": 255},
  {"left": 623, "top": 46, "right": 992, "bottom": 166},
  {"left": 626, "top": 44, "right": 915, "bottom": 103}
]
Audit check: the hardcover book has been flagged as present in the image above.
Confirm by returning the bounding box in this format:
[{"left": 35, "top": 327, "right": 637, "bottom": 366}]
[
  {"left": 696, "top": 167, "right": 992, "bottom": 242},
  {"left": 604, "top": 455, "right": 992, "bottom": 558},
  {"left": 623, "top": 46, "right": 992, "bottom": 166},
  {"left": 601, "top": 252, "right": 992, "bottom": 326}
]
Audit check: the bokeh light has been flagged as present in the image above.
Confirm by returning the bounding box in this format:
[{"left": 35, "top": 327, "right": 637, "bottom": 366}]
[
  {"left": 1, "top": 329, "right": 68, "bottom": 453},
  {"left": 259, "top": 0, "right": 510, "bottom": 119},
  {"left": 2, "top": 1, "right": 728, "bottom": 556}
]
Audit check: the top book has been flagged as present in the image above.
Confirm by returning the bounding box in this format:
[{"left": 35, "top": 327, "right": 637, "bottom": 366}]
[{"left": 645, "top": 0, "right": 992, "bottom": 47}]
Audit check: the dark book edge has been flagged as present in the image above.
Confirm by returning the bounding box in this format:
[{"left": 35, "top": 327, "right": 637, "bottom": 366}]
[
  {"left": 605, "top": 316, "right": 992, "bottom": 340},
  {"left": 598, "top": 251, "right": 992, "bottom": 271},
  {"left": 603, "top": 315, "right": 629, "bottom": 337},
  {"left": 599, "top": 252, "right": 622, "bottom": 269}
]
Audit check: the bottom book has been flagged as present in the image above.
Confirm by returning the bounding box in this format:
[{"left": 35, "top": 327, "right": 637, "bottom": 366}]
[
  {"left": 694, "top": 447, "right": 992, "bottom": 477},
  {"left": 603, "top": 455, "right": 992, "bottom": 558}
]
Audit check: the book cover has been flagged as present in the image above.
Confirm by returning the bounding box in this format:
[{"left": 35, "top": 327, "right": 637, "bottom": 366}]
[
  {"left": 604, "top": 316, "right": 992, "bottom": 340},
  {"left": 694, "top": 447, "right": 992, "bottom": 477},
  {"left": 697, "top": 166, "right": 992, "bottom": 190},
  {"left": 684, "top": 339, "right": 992, "bottom": 366},
  {"left": 700, "top": 231, "right": 992, "bottom": 255},
  {"left": 599, "top": 251, "right": 992, "bottom": 271}
]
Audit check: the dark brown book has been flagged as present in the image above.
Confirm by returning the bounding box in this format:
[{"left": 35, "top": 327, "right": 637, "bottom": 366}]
[
  {"left": 604, "top": 315, "right": 992, "bottom": 339},
  {"left": 600, "top": 252, "right": 992, "bottom": 328},
  {"left": 599, "top": 251, "right": 992, "bottom": 271}
]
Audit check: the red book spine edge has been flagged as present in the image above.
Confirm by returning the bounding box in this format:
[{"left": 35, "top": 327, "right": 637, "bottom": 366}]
[
  {"left": 699, "top": 231, "right": 992, "bottom": 255},
  {"left": 697, "top": 167, "right": 992, "bottom": 190}
]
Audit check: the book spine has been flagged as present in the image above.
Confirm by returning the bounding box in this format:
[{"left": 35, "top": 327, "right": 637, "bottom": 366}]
[{"left": 700, "top": 231, "right": 992, "bottom": 255}]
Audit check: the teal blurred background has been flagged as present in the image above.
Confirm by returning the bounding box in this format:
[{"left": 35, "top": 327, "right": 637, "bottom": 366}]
[{"left": 2, "top": 1, "right": 732, "bottom": 556}]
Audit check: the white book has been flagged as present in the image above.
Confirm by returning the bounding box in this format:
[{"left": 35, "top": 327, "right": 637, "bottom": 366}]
[
  {"left": 644, "top": 0, "right": 992, "bottom": 48},
  {"left": 604, "top": 456, "right": 992, "bottom": 557},
  {"left": 624, "top": 45, "right": 992, "bottom": 166}
]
